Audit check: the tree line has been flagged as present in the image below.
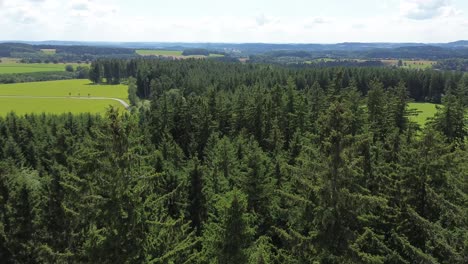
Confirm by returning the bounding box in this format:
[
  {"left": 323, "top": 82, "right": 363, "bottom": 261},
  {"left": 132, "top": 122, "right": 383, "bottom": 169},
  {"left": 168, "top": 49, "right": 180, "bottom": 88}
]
[
  {"left": 0, "top": 66, "right": 89, "bottom": 84},
  {"left": 90, "top": 58, "right": 466, "bottom": 103}
]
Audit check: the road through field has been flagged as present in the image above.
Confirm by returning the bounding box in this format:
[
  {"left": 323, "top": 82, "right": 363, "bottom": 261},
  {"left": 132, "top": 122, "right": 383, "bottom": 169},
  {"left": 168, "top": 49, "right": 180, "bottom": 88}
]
[{"left": 0, "top": 95, "right": 130, "bottom": 109}]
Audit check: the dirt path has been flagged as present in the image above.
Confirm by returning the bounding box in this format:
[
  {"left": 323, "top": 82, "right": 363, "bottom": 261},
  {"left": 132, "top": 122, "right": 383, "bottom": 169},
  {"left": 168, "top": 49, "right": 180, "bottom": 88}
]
[{"left": 0, "top": 95, "right": 130, "bottom": 109}]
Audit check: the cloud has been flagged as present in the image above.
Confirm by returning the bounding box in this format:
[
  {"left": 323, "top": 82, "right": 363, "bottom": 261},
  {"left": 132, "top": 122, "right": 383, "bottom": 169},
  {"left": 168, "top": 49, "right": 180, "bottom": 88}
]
[
  {"left": 400, "top": 0, "right": 460, "bottom": 20},
  {"left": 352, "top": 24, "right": 366, "bottom": 29},
  {"left": 312, "top": 17, "right": 328, "bottom": 24},
  {"left": 256, "top": 14, "right": 270, "bottom": 26},
  {"left": 72, "top": 3, "right": 89, "bottom": 11},
  {"left": 304, "top": 17, "right": 330, "bottom": 29},
  {"left": 0, "top": 0, "right": 466, "bottom": 43}
]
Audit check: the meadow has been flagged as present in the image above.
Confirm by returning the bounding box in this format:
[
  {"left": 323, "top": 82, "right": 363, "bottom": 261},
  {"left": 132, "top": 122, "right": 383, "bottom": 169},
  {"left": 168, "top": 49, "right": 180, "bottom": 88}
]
[
  {"left": 0, "top": 79, "right": 128, "bottom": 115},
  {"left": 408, "top": 102, "right": 438, "bottom": 126},
  {"left": 0, "top": 63, "right": 68, "bottom": 74},
  {"left": 381, "top": 59, "right": 435, "bottom": 69},
  {"left": 40, "top": 49, "right": 57, "bottom": 54},
  {"left": 136, "top": 50, "right": 224, "bottom": 58},
  {"left": 136, "top": 50, "right": 183, "bottom": 56},
  {"left": 0, "top": 79, "right": 128, "bottom": 101},
  {"left": 0, "top": 98, "right": 125, "bottom": 116}
]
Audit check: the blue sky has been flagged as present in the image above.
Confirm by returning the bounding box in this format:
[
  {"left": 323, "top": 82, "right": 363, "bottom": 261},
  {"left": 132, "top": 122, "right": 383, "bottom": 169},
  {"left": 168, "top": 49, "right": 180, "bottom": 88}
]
[{"left": 0, "top": 0, "right": 467, "bottom": 43}]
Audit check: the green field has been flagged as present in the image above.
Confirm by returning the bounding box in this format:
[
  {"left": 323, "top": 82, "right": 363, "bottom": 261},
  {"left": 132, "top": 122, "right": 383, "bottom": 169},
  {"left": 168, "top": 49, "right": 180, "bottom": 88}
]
[
  {"left": 381, "top": 59, "right": 435, "bottom": 69},
  {"left": 136, "top": 50, "right": 224, "bottom": 58},
  {"left": 0, "top": 80, "right": 128, "bottom": 101},
  {"left": 208, "top": 53, "right": 225, "bottom": 58},
  {"left": 0, "top": 63, "right": 69, "bottom": 74},
  {"left": 0, "top": 98, "right": 124, "bottom": 116},
  {"left": 40, "top": 49, "right": 56, "bottom": 55},
  {"left": 408, "top": 102, "right": 438, "bottom": 126},
  {"left": 136, "top": 50, "right": 183, "bottom": 56},
  {"left": 0, "top": 58, "right": 21, "bottom": 63},
  {"left": 0, "top": 79, "right": 128, "bottom": 115}
]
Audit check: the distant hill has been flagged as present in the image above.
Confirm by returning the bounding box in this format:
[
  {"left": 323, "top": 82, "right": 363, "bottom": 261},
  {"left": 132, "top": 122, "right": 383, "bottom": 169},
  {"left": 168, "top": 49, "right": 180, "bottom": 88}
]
[
  {"left": 1, "top": 40, "right": 467, "bottom": 59},
  {"left": 1, "top": 40, "right": 467, "bottom": 53},
  {"left": 445, "top": 40, "right": 468, "bottom": 47}
]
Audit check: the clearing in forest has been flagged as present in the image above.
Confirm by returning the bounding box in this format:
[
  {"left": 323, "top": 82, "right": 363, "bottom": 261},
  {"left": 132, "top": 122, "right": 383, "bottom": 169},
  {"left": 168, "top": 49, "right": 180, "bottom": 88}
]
[{"left": 408, "top": 102, "right": 438, "bottom": 126}]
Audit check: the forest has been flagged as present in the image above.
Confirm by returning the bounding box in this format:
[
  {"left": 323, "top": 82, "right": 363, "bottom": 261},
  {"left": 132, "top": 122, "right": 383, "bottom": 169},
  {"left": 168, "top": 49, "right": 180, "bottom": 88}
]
[
  {"left": 89, "top": 59, "right": 465, "bottom": 102},
  {"left": 433, "top": 59, "right": 468, "bottom": 72},
  {"left": 0, "top": 43, "right": 138, "bottom": 63},
  {"left": 0, "top": 59, "right": 467, "bottom": 263}
]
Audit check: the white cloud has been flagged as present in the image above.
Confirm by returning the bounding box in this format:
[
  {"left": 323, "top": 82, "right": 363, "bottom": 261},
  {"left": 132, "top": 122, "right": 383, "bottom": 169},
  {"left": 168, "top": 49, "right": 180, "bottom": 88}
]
[
  {"left": 256, "top": 14, "right": 271, "bottom": 26},
  {"left": 0, "top": 0, "right": 466, "bottom": 43},
  {"left": 399, "top": 0, "right": 461, "bottom": 20}
]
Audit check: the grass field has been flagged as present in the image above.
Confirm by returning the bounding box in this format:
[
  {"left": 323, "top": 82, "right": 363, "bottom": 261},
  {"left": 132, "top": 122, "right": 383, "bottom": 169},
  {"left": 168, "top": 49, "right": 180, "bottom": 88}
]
[
  {"left": 0, "top": 63, "right": 69, "bottom": 74},
  {"left": 0, "top": 58, "right": 21, "bottom": 63},
  {"left": 136, "top": 50, "right": 183, "bottom": 56},
  {"left": 0, "top": 80, "right": 128, "bottom": 101},
  {"left": 0, "top": 79, "right": 128, "bottom": 115},
  {"left": 40, "top": 49, "right": 56, "bottom": 55},
  {"left": 208, "top": 53, "right": 225, "bottom": 58},
  {"left": 0, "top": 59, "right": 90, "bottom": 74},
  {"left": 136, "top": 50, "right": 224, "bottom": 58},
  {"left": 0, "top": 98, "right": 125, "bottom": 116},
  {"left": 381, "top": 60, "right": 435, "bottom": 69},
  {"left": 408, "top": 102, "right": 438, "bottom": 126}
]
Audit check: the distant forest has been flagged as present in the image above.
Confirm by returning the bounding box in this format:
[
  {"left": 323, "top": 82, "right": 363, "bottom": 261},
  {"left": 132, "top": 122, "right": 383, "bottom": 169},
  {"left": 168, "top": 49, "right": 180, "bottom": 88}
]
[
  {"left": 88, "top": 59, "right": 465, "bottom": 103},
  {"left": 0, "top": 59, "right": 466, "bottom": 263},
  {"left": 2, "top": 42, "right": 468, "bottom": 65}
]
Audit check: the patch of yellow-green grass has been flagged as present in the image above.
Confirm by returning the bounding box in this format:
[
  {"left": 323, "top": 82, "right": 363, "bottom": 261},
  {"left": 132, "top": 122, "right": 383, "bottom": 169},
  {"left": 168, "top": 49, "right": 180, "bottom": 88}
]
[
  {"left": 208, "top": 53, "right": 225, "bottom": 57},
  {"left": 0, "top": 98, "right": 124, "bottom": 116},
  {"left": 381, "top": 60, "right": 435, "bottom": 69},
  {"left": 0, "top": 79, "right": 128, "bottom": 102},
  {"left": 0, "top": 63, "right": 68, "bottom": 74},
  {"left": 40, "top": 49, "right": 56, "bottom": 54},
  {"left": 0, "top": 58, "right": 21, "bottom": 64},
  {"left": 408, "top": 102, "right": 438, "bottom": 126},
  {"left": 136, "top": 50, "right": 183, "bottom": 56}
]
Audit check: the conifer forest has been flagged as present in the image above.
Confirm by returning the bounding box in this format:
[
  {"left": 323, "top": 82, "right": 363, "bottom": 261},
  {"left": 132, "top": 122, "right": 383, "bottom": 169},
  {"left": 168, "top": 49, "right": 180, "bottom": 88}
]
[{"left": 0, "top": 59, "right": 467, "bottom": 263}]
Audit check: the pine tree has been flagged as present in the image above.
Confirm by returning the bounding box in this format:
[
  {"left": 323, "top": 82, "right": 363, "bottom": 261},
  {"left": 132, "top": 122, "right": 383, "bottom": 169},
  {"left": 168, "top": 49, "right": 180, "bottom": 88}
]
[
  {"left": 205, "top": 190, "right": 253, "bottom": 264},
  {"left": 89, "top": 62, "right": 101, "bottom": 84},
  {"left": 432, "top": 93, "right": 466, "bottom": 144},
  {"left": 188, "top": 158, "right": 207, "bottom": 234}
]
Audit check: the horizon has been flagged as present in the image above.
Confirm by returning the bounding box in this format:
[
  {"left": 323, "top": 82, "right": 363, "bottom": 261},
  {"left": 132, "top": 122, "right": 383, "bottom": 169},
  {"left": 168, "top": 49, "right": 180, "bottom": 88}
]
[
  {"left": 1, "top": 0, "right": 467, "bottom": 43},
  {"left": 1, "top": 40, "right": 467, "bottom": 45}
]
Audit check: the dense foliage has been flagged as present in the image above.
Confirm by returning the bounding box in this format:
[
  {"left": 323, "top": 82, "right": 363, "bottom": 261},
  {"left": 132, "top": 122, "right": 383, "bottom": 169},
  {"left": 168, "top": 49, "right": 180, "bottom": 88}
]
[
  {"left": 246, "top": 46, "right": 468, "bottom": 62},
  {"left": 182, "top": 49, "right": 211, "bottom": 56},
  {"left": 0, "top": 60, "right": 467, "bottom": 263},
  {"left": 0, "top": 43, "right": 137, "bottom": 63},
  {"left": 433, "top": 59, "right": 468, "bottom": 72},
  {"left": 90, "top": 59, "right": 465, "bottom": 103}
]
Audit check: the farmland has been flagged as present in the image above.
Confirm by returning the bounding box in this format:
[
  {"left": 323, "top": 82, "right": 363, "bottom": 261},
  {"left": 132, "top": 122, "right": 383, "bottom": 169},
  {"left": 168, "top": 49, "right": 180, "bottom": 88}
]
[
  {"left": 40, "top": 49, "right": 56, "bottom": 54},
  {"left": 0, "top": 63, "right": 69, "bottom": 74},
  {"left": 136, "top": 50, "right": 183, "bottom": 56},
  {"left": 0, "top": 60, "right": 89, "bottom": 74},
  {"left": 0, "top": 79, "right": 128, "bottom": 101},
  {"left": 0, "top": 79, "right": 128, "bottom": 115},
  {"left": 0, "top": 97, "right": 124, "bottom": 115},
  {"left": 381, "top": 59, "right": 435, "bottom": 69},
  {"left": 136, "top": 49, "right": 224, "bottom": 58}
]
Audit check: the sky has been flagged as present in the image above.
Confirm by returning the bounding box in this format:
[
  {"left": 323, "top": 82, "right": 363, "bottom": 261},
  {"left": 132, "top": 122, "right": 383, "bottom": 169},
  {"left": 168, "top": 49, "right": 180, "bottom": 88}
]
[{"left": 0, "top": 0, "right": 467, "bottom": 43}]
